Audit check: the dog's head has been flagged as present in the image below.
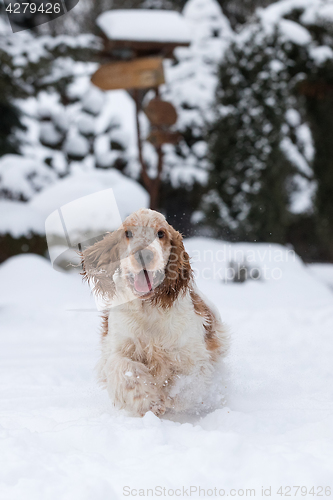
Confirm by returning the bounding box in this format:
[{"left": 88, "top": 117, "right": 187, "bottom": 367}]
[{"left": 82, "top": 209, "right": 192, "bottom": 307}]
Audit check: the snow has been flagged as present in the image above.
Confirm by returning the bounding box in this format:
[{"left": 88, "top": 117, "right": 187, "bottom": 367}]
[
  {"left": 30, "top": 169, "right": 148, "bottom": 221},
  {"left": 289, "top": 174, "right": 316, "bottom": 215},
  {"left": 77, "top": 113, "right": 95, "bottom": 136},
  {"left": 64, "top": 131, "right": 90, "bottom": 158},
  {"left": 20, "top": 76, "right": 137, "bottom": 177},
  {"left": 278, "top": 19, "right": 311, "bottom": 46},
  {"left": 258, "top": 0, "right": 313, "bottom": 28},
  {"left": 45, "top": 187, "right": 123, "bottom": 265},
  {"left": 255, "top": 0, "right": 333, "bottom": 56},
  {"left": 39, "top": 122, "right": 63, "bottom": 147},
  {"left": 308, "top": 263, "right": 333, "bottom": 292},
  {"left": 310, "top": 46, "right": 333, "bottom": 64},
  {"left": 302, "top": 2, "right": 333, "bottom": 25},
  {"left": 160, "top": 0, "right": 233, "bottom": 187},
  {"left": 96, "top": 10, "right": 191, "bottom": 44},
  {"left": 1, "top": 239, "right": 333, "bottom": 498},
  {"left": 1, "top": 166, "right": 148, "bottom": 240}
]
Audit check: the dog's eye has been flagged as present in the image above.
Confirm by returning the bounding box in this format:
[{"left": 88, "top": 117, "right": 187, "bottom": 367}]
[
  {"left": 157, "top": 230, "right": 165, "bottom": 239},
  {"left": 125, "top": 230, "right": 133, "bottom": 239}
]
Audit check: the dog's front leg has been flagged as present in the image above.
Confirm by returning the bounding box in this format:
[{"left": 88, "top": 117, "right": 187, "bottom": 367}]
[{"left": 104, "top": 355, "right": 166, "bottom": 417}]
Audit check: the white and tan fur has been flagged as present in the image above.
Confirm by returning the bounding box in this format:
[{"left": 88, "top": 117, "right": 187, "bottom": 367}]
[{"left": 82, "top": 209, "right": 228, "bottom": 417}]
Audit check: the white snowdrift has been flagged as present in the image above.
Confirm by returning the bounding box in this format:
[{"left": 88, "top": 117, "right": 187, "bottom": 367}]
[{"left": 97, "top": 9, "right": 191, "bottom": 44}]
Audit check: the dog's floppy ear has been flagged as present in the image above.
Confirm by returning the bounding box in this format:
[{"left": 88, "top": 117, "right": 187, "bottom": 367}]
[
  {"left": 152, "top": 226, "right": 193, "bottom": 308},
  {"left": 81, "top": 229, "right": 122, "bottom": 300},
  {"left": 168, "top": 226, "right": 192, "bottom": 289}
]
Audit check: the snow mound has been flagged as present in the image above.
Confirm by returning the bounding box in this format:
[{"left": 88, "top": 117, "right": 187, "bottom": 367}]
[
  {"left": 0, "top": 200, "right": 45, "bottom": 237},
  {"left": 30, "top": 169, "right": 148, "bottom": 221},
  {"left": 0, "top": 154, "right": 56, "bottom": 201}
]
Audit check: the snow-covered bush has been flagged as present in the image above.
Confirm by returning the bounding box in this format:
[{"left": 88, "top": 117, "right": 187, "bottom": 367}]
[
  {"left": 0, "top": 14, "right": 100, "bottom": 183},
  {"left": 24, "top": 81, "right": 138, "bottom": 178},
  {"left": 20, "top": 0, "right": 234, "bottom": 236}
]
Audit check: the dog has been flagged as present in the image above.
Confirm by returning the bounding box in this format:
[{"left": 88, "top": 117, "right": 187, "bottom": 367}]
[{"left": 82, "top": 208, "right": 228, "bottom": 417}]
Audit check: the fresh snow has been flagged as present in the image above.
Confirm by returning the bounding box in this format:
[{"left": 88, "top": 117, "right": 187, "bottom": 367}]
[
  {"left": 29, "top": 170, "right": 148, "bottom": 221},
  {"left": 0, "top": 155, "right": 56, "bottom": 201},
  {"left": 2, "top": 2, "right": 333, "bottom": 493},
  {"left": 309, "top": 45, "right": 333, "bottom": 64},
  {"left": 1, "top": 240, "right": 333, "bottom": 498},
  {"left": 3, "top": 0, "right": 234, "bottom": 192},
  {"left": 39, "top": 122, "right": 63, "bottom": 147},
  {"left": 289, "top": 174, "right": 316, "bottom": 215},
  {"left": 64, "top": 131, "right": 90, "bottom": 158},
  {"left": 81, "top": 87, "right": 105, "bottom": 117},
  {"left": 308, "top": 263, "right": 333, "bottom": 292},
  {"left": 279, "top": 19, "right": 312, "bottom": 46},
  {"left": 96, "top": 10, "right": 191, "bottom": 44}
]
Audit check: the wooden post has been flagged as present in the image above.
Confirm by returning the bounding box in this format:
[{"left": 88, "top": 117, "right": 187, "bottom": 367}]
[
  {"left": 133, "top": 88, "right": 164, "bottom": 211},
  {"left": 149, "top": 87, "right": 164, "bottom": 211}
]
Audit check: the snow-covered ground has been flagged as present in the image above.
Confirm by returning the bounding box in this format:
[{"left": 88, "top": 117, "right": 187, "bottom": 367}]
[{"left": 1, "top": 240, "right": 333, "bottom": 499}]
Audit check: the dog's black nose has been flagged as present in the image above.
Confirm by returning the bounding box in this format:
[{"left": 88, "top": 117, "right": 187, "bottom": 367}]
[{"left": 135, "top": 249, "right": 154, "bottom": 266}]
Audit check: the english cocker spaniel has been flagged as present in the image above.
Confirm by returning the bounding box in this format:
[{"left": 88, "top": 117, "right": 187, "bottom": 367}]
[{"left": 82, "top": 208, "right": 228, "bottom": 417}]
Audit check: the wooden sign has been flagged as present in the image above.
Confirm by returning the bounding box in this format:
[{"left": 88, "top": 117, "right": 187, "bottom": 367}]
[
  {"left": 147, "top": 130, "right": 182, "bottom": 148},
  {"left": 144, "top": 98, "right": 178, "bottom": 127},
  {"left": 91, "top": 57, "right": 165, "bottom": 91}
]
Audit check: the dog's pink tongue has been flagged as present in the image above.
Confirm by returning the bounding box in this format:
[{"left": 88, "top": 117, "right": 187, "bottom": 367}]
[{"left": 134, "top": 270, "right": 153, "bottom": 293}]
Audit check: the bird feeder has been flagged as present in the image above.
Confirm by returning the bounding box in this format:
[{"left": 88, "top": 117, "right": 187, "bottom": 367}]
[
  {"left": 91, "top": 9, "right": 191, "bottom": 210},
  {"left": 96, "top": 9, "right": 191, "bottom": 61}
]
